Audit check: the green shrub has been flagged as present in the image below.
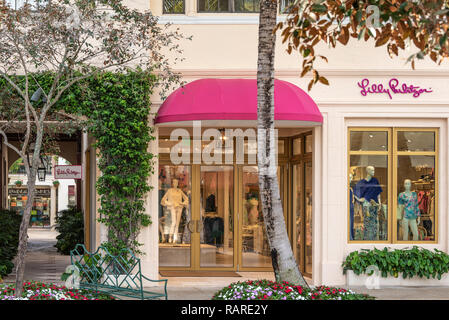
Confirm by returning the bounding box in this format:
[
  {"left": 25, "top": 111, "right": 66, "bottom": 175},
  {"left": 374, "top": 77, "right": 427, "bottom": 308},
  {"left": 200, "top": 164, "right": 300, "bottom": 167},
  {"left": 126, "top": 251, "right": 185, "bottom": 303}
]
[
  {"left": 55, "top": 207, "right": 84, "bottom": 255},
  {"left": 342, "top": 246, "right": 449, "bottom": 279},
  {"left": 0, "top": 210, "right": 22, "bottom": 278},
  {"left": 212, "top": 280, "right": 374, "bottom": 300}
]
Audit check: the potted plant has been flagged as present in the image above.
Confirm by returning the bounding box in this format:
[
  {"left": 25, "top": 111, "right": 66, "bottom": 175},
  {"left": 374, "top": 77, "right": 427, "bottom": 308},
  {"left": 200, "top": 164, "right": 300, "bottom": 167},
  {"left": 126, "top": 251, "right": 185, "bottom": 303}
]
[
  {"left": 53, "top": 180, "right": 60, "bottom": 187},
  {"left": 343, "top": 247, "right": 449, "bottom": 287},
  {"left": 14, "top": 180, "right": 22, "bottom": 187}
]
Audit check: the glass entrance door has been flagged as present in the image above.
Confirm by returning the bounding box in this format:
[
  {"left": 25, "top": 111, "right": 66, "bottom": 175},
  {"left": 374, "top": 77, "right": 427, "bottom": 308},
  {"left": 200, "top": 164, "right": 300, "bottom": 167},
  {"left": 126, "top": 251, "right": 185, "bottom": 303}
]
[
  {"left": 159, "top": 165, "right": 237, "bottom": 270},
  {"left": 291, "top": 132, "right": 313, "bottom": 277},
  {"left": 158, "top": 135, "right": 311, "bottom": 273},
  {"left": 292, "top": 160, "right": 313, "bottom": 277},
  {"left": 304, "top": 161, "right": 313, "bottom": 275},
  {"left": 240, "top": 166, "right": 272, "bottom": 269},
  {"left": 199, "top": 166, "right": 235, "bottom": 268}
]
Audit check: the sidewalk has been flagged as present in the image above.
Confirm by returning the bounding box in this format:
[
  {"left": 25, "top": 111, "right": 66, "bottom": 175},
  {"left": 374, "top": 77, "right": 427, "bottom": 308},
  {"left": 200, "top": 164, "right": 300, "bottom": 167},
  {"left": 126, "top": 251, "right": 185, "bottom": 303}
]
[
  {"left": 4, "top": 228, "right": 70, "bottom": 285},
  {"left": 4, "top": 229, "right": 449, "bottom": 300},
  {"left": 164, "top": 276, "right": 449, "bottom": 300}
]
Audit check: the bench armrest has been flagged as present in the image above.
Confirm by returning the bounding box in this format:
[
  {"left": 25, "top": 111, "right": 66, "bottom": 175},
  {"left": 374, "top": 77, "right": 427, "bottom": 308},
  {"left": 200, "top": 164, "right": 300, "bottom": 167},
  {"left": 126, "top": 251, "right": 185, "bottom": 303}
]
[
  {"left": 141, "top": 275, "right": 167, "bottom": 283},
  {"left": 141, "top": 275, "right": 168, "bottom": 300}
]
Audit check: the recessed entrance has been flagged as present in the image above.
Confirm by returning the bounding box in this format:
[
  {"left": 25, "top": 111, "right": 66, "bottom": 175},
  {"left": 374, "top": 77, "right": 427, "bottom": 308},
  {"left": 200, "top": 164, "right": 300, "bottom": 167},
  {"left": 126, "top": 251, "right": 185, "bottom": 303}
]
[
  {"left": 158, "top": 129, "right": 313, "bottom": 274},
  {"left": 154, "top": 78, "right": 322, "bottom": 276}
]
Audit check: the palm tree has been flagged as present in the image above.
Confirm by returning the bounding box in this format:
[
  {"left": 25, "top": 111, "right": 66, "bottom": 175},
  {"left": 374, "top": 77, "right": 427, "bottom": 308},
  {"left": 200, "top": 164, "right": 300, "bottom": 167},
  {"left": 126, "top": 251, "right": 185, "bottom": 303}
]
[{"left": 256, "top": 0, "right": 309, "bottom": 287}]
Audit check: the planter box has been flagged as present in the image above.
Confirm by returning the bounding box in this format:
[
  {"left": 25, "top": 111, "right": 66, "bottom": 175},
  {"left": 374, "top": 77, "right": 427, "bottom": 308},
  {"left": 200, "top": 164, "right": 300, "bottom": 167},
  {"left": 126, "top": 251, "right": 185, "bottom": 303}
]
[{"left": 346, "top": 270, "right": 449, "bottom": 287}]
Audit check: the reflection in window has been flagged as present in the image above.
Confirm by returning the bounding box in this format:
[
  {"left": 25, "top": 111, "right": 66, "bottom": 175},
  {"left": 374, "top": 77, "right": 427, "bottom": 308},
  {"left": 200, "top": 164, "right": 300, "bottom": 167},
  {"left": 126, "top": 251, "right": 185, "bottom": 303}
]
[
  {"left": 279, "top": 0, "right": 295, "bottom": 14},
  {"left": 242, "top": 166, "right": 271, "bottom": 268},
  {"left": 200, "top": 166, "right": 234, "bottom": 267},
  {"left": 397, "top": 156, "right": 435, "bottom": 241},
  {"left": 198, "top": 0, "right": 259, "bottom": 12},
  {"left": 159, "top": 137, "right": 191, "bottom": 154},
  {"left": 350, "top": 131, "right": 388, "bottom": 152},
  {"left": 293, "top": 137, "right": 302, "bottom": 156},
  {"left": 305, "top": 135, "right": 313, "bottom": 153},
  {"left": 292, "top": 164, "right": 302, "bottom": 268},
  {"left": 397, "top": 131, "right": 435, "bottom": 152},
  {"left": 4, "top": 0, "right": 48, "bottom": 9},
  {"left": 163, "top": 0, "right": 185, "bottom": 14},
  {"left": 349, "top": 155, "right": 388, "bottom": 241},
  {"left": 305, "top": 162, "right": 312, "bottom": 274}
]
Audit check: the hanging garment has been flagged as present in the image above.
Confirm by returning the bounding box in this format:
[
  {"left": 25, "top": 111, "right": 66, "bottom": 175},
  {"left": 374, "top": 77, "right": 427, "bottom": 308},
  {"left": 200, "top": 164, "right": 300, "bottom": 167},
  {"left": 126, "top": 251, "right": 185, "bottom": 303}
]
[
  {"left": 418, "top": 191, "right": 429, "bottom": 215},
  {"left": 203, "top": 217, "right": 224, "bottom": 246},
  {"left": 205, "top": 194, "right": 216, "bottom": 212},
  {"left": 349, "top": 187, "right": 355, "bottom": 241}
]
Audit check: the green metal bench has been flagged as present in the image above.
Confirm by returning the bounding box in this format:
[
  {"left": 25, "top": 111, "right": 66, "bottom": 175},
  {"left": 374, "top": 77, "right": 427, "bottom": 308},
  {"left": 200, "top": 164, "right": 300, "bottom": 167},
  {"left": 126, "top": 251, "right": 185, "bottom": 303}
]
[{"left": 69, "top": 244, "right": 167, "bottom": 300}]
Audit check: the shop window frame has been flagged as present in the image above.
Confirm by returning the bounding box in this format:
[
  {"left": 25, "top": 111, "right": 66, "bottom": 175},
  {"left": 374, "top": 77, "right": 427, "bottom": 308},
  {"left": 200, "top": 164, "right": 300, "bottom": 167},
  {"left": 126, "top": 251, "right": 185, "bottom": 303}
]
[
  {"left": 393, "top": 128, "right": 438, "bottom": 244},
  {"left": 289, "top": 131, "right": 313, "bottom": 277},
  {"left": 347, "top": 127, "right": 439, "bottom": 244},
  {"left": 196, "top": 0, "right": 260, "bottom": 13},
  {"left": 163, "top": 0, "right": 186, "bottom": 14}
]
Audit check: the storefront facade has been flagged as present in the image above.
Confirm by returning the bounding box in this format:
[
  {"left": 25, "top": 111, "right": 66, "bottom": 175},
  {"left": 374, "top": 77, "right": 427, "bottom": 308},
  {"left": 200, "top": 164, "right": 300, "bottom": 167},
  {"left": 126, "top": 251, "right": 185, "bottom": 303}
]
[
  {"left": 154, "top": 78, "right": 321, "bottom": 275},
  {"left": 8, "top": 187, "right": 51, "bottom": 227},
  {"left": 78, "top": 0, "right": 449, "bottom": 286}
]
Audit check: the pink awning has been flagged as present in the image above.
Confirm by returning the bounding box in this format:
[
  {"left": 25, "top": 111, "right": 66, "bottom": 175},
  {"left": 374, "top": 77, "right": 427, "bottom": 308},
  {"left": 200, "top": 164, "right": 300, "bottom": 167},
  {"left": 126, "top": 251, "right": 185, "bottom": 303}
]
[{"left": 155, "top": 79, "right": 322, "bottom": 126}]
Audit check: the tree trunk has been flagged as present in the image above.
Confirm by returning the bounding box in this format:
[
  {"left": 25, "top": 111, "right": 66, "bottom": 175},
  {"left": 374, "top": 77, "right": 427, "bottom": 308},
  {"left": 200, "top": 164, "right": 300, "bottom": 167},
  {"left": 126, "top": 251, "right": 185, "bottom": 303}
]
[
  {"left": 14, "top": 169, "right": 37, "bottom": 297},
  {"left": 257, "top": 0, "right": 309, "bottom": 288},
  {"left": 14, "top": 129, "right": 44, "bottom": 297}
]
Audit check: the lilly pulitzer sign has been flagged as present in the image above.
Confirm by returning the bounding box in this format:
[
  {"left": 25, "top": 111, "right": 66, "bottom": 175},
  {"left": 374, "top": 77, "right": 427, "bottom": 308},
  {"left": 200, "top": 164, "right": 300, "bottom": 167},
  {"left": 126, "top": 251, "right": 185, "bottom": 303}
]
[{"left": 358, "top": 78, "right": 433, "bottom": 100}]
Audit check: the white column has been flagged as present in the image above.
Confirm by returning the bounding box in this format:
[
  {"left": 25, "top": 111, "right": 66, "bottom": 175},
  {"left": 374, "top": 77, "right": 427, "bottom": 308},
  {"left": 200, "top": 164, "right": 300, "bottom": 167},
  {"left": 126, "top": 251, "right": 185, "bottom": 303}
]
[
  {"left": 139, "top": 124, "right": 160, "bottom": 285},
  {"left": 50, "top": 185, "right": 57, "bottom": 229}
]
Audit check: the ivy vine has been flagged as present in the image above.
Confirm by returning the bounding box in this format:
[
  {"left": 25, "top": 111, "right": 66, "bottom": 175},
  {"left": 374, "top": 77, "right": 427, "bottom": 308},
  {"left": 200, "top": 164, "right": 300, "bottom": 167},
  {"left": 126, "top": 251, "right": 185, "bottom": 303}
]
[
  {"left": 1, "top": 70, "right": 157, "bottom": 255},
  {"left": 67, "top": 71, "right": 156, "bottom": 255}
]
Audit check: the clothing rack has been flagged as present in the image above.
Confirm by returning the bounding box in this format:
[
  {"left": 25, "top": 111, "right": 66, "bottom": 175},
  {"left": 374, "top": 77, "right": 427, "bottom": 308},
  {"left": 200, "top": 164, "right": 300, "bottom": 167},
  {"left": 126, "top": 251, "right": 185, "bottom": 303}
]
[{"left": 412, "top": 181, "right": 434, "bottom": 191}]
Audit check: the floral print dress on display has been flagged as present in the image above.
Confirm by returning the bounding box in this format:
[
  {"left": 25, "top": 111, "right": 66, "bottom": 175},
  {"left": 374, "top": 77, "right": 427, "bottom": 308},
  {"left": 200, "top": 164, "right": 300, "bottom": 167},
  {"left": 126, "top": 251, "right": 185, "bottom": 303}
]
[{"left": 398, "top": 191, "right": 420, "bottom": 219}]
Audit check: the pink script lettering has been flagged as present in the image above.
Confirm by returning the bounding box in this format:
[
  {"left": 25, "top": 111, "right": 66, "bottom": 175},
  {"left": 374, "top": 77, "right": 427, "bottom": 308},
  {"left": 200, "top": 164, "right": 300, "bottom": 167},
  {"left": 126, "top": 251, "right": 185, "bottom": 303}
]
[{"left": 357, "top": 78, "right": 432, "bottom": 99}]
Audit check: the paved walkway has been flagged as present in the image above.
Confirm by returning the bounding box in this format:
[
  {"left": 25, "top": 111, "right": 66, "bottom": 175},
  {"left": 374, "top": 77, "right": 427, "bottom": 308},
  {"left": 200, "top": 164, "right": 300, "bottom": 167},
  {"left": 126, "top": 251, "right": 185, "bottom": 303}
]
[
  {"left": 4, "top": 229, "right": 449, "bottom": 300},
  {"left": 4, "top": 228, "right": 70, "bottom": 285}
]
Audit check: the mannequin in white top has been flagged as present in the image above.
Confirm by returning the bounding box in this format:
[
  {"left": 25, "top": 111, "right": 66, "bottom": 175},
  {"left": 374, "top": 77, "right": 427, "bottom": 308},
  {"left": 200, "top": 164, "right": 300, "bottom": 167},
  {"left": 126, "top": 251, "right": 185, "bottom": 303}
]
[{"left": 161, "top": 179, "right": 189, "bottom": 243}]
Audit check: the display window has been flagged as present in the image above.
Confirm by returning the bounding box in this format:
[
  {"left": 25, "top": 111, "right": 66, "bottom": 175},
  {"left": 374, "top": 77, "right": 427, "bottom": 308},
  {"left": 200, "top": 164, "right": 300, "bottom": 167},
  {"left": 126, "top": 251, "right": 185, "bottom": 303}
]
[
  {"left": 158, "top": 165, "right": 192, "bottom": 267},
  {"left": 348, "top": 128, "right": 438, "bottom": 243},
  {"left": 8, "top": 187, "right": 51, "bottom": 227}
]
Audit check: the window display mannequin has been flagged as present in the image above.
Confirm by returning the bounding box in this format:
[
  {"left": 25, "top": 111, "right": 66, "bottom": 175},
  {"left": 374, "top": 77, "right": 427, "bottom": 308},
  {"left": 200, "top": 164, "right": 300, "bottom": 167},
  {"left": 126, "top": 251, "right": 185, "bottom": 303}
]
[
  {"left": 354, "top": 166, "right": 383, "bottom": 240},
  {"left": 349, "top": 173, "right": 355, "bottom": 240},
  {"left": 160, "top": 179, "right": 189, "bottom": 243},
  {"left": 398, "top": 179, "right": 420, "bottom": 241},
  {"left": 247, "top": 197, "right": 259, "bottom": 225}
]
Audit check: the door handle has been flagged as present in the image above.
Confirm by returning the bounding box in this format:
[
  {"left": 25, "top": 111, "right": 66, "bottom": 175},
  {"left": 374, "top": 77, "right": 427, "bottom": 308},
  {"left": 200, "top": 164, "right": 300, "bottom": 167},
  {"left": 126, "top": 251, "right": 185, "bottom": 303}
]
[
  {"left": 187, "top": 220, "right": 195, "bottom": 233},
  {"left": 196, "top": 219, "right": 203, "bottom": 233}
]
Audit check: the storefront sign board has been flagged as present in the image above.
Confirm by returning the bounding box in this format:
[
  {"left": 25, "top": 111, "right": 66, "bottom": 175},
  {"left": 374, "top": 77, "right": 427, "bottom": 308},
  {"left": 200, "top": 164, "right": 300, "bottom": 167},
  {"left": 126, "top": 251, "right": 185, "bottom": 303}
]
[{"left": 54, "top": 165, "right": 82, "bottom": 179}]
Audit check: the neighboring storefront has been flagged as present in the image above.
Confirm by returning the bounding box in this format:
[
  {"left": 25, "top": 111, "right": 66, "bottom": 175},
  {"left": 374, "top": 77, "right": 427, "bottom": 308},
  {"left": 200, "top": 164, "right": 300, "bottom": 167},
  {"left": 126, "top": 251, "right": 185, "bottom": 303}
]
[{"left": 8, "top": 187, "right": 51, "bottom": 227}]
